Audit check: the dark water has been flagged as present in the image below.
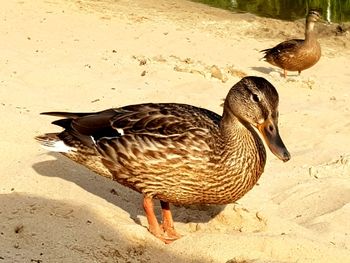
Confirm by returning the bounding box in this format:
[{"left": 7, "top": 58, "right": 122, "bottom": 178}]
[{"left": 192, "top": 0, "right": 350, "bottom": 23}]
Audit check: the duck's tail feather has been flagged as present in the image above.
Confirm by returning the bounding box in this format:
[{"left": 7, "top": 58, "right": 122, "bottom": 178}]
[
  {"left": 35, "top": 133, "right": 77, "bottom": 153},
  {"left": 40, "top": 111, "right": 92, "bottom": 118},
  {"left": 259, "top": 48, "right": 270, "bottom": 61},
  {"left": 260, "top": 48, "right": 271, "bottom": 53}
]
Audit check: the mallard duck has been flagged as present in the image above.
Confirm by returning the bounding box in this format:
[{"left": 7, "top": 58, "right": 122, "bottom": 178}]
[
  {"left": 36, "top": 76, "right": 290, "bottom": 243},
  {"left": 261, "top": 10, "right": 321, "bottom": 78}
]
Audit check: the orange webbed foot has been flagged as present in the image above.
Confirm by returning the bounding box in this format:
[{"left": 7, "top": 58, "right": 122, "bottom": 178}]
[{"left": 143, "top": 197, "right": 182, "bottom": 244}]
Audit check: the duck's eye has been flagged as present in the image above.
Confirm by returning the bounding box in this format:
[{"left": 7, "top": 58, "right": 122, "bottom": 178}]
[{"left": 251, "top": 93, "right": 260, "bottom": 103}]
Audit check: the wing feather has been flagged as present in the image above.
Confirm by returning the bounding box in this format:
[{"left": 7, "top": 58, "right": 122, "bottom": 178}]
[
  {"left": 262, "top": 39, "right": 304, "bottom": 57},
  {"left": 43, "top": 103, "right": 220, "bottom": 150}
]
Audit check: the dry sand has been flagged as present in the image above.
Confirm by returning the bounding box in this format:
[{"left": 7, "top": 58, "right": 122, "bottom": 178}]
[{"left": 1, "top": 0, "right": 350, "bottom": 262}]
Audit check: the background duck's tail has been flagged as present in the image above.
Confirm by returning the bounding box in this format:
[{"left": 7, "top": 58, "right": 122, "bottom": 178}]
[
  {"left": 260, "top": 48, "right": 271, "bottom": 53},
  {"left": 259, "top": 48, "right": 270, "bottom": 61}
]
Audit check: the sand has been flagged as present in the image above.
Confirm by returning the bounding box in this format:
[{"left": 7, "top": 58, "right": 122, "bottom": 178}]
[{"left": 1, "top": 0, "right": 350, "bottom": 262}]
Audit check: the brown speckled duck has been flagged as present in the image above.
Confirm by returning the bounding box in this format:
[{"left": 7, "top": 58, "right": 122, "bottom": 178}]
[
  {"left": 36, "top": 76, "right": 290, "bottom": 243},
  {"left": 261, "top": 10, "right": 322, "bottom": 78}
]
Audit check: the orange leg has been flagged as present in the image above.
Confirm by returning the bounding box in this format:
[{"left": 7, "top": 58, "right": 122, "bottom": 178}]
[
  {"left": 283, "top": 69, "right": 287, "bottom": 78},
  {"left": 160, "top": 201, "right": 182, "bottom": 239},
  {"left": 143, "top": 197, "right": 181, "bottom": 243},
  {"left": 143, "top": 197, "right": 163, "bottom": 238}
]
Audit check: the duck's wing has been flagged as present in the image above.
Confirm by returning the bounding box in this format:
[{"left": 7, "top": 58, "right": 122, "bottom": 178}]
[
  {"left": 40, "top": 103, "right": 221, "bottom": 164},
  {"left": 110, "top": 103, "right": 220, "bottom": 136},
  {"left": 261, "top": 39, "right": 304, "bottom": 57}
]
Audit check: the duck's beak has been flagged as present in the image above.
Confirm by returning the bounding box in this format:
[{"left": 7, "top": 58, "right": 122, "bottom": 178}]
[{"left": 257, "top": 118, "right": 291, "bottom": 162}]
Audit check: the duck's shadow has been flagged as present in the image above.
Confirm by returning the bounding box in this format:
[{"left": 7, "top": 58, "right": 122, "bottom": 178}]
[
  {"left": 251, "top": 66, "right": 275, "bottom": 75},
  {"left": 251, "top": 66, "right": 302, "bottom": 78},
  {"left": 32, "top": 153, "right": 224, "bottom": 227}
]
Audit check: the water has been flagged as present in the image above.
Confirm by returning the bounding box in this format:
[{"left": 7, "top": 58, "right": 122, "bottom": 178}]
[{"left": 192, "top": 0, "right": 350, "bottom": 23}]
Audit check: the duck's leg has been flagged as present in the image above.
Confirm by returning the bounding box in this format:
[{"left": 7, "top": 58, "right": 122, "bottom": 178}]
[
  {"left": 160, "top": 201, "right": 182, "bottom": 240},
  {"left": 143, "top": 197, "right": 177, "bottom": 243},
  {"left": 298, "top": 70, "right": 301, "bottom": 75},
  {"left": 143, "top": 197, "right": 162, "bottom": 236},
  {"left": 283, "top": 69, "right": 287, "bottom": 78}
]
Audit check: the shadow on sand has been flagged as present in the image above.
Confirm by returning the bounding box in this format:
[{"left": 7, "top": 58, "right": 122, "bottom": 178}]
[
  {"left": 251, "top": 66, "right": 302, "bottom": 78},
  {"left": 250, "top": 66, "right": 275, "bottom": 75},
  {"left": 0, "top": 192, "right": 213, "bottom": 263}
]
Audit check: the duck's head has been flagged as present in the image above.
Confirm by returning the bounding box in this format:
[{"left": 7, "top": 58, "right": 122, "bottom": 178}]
[
  {"left": 307, "top": 10, "right": 322, "bottom": 23},
  {"left": 224, "top": 76, "right": 291, "bottom": 162}
]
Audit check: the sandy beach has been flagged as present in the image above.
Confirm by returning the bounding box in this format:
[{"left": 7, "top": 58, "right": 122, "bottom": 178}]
[{"left": 1, "top": 0, "right": 350, "bottom": 262}]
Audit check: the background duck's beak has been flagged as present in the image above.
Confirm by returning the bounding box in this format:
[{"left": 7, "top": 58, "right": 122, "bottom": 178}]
[{"left": 257, "top": 119, "right": 291, "bottom": 162}]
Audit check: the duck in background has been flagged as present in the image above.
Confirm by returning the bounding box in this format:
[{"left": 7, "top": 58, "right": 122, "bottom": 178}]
[{"left": 261, "top": 10, "right": 322, "bottom": 78}]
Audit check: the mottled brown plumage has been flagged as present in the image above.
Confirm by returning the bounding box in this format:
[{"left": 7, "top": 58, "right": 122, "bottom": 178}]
[
  {"left": 36, "top": 76, "right": 290, "bottom": 243},
  {"left": 261, "top": 10, "right": 322, "bottom": 78}
]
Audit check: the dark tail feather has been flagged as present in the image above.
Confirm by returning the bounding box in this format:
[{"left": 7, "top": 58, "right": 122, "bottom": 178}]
[
  {"left": 259, "top": 48, "right": 271, "bottom": 61},
  {"left": 260, "top": 48, "right": 271, "bottom": 53},
  {"left": 40, "top": 111, "right": 93, "bottom": 118},
  {"left": 40, "top": 111, "right": 95, "bottom": 129},
  {"left": 52, "top": 119, "right": 73, "bottom": 129}
]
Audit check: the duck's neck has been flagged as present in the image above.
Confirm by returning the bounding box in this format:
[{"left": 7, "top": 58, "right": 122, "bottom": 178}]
[
  {"left": 305, "top": 21, "right": 317, "bottom": 42},
  {"left": 213, "top": 107, "right": 266, "bottom": 202},
  {"left": 219, "top": 109, "right": 266, "bottom": 166}
]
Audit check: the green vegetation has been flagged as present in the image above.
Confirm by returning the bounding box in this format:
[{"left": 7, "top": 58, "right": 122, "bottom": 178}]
[{"left": 192, "top": 0, "right": 350, "bottom": 22}]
